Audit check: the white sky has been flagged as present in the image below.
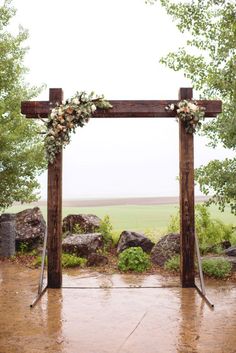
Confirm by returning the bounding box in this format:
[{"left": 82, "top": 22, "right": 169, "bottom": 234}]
[{"left": 14, "top": 0, "right": 234, "bottom": 199}]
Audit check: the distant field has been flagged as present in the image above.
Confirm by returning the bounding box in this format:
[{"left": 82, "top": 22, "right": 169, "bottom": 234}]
[{"left": 6, "top": 203, "right": 236, "bottom": 234}]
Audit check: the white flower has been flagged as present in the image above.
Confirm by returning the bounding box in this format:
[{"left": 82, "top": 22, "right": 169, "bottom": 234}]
[
  {"left": 170, "top": 104, "right": 175, "bottom": 110},
  {"left": 188, "top": 102, "right": 198, "bottom": 112},
  {"left": 72, "top": 97, "right": 80, "bottom": 105},
  {"left": 50, "top": 109, "right": 57, "bottom": 118},
  {"left": 91, "top": 104, "right": 96, "bottom": 113},
  {"left": 58, "top": 108, "right": 63, "bottom": 115}
]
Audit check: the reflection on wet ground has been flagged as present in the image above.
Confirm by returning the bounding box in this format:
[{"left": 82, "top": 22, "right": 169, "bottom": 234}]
[{"left": 0, "top": 263, "right": 236, "bottom": 353}]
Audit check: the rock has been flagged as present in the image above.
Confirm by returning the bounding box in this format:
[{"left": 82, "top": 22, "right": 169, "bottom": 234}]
[
  {"left": 87, "top": 253, "right": 108, "bottom": 267},
  {"left": 62, "top": 233, "right": 103, "bottom": 257},
  {"left": 117, "top": 231, "right": 154, "bottom": 254},
  {"left": 15, "top": 207, "right": 46, "bottom": 249},
  {"left": 62, "top": 214, "right": 101, "bottom": 233},
  {"left": 151, "top": 233, "right": 180, "bottom": 266},
  {"left": 224, "top": 246, "right": 236, "bottom": 257},
  {"left": 0, "top": 213, "right": 16, "bottom": 257}
]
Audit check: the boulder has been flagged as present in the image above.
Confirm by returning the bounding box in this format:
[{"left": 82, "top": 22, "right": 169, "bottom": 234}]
[
  {"left": 15, "top": 207, "right": 46, "bottom": 249},
  {"left": 87, "top": 253, "right": 108, "bottom": 267},
  {"left": 117, "top": 231, "right": 154, "bottom": 254},
  {"left": 62, "top": 214, "right": 101, "bottom": 233},
  {"left": 0, "top": 213, "right": 16, "bottom": 257},
  {"left": 224, "top": 246, "right": 236, "bottom": 257},
  {"left": 62, "top": 233, "right": 103, "bottom": 257},
  {"left": 151, "top": 233, "right": 180, "bottom": 266}
]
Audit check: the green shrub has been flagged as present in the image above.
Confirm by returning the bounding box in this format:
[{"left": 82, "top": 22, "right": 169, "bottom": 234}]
[
  {"left": 144, "top": 228, "right": 163, "bottom": 243},
  {"left": 18, "top": 242, "right": 29, "bottom": 254},
  {"left": 33, "top": 255, "right": 44, "bottom": 267},
  {"left": 118, "top": 247, "right": 151, "bottom": 272},
  {"left": 164, "top": 255, "right": 180, "bottom": 272},
  {"left": 111, "top": 230, "right": 121, "bottom": 246},
  {"left": 62, "top": 253, "right": 87, "bottom": 268},
  {"left": 98, "top": 215, "right": 113, "bottom": 247},
  {"left": 202, "top": 258, "right": 232, "bottom": 279},
  {"left": 33, "top": 253, "right": 87, "bottom": 268},
  {"left": 168, "top": 204, "right": 234, "bottom": 254},
  {"left": 230, "top": 230, "right": 236, "bottom": 246}
]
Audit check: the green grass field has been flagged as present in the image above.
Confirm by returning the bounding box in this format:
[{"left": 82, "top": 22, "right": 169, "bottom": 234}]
[{"left": 6, "top": 203, "right": 236, "bottom": 235}]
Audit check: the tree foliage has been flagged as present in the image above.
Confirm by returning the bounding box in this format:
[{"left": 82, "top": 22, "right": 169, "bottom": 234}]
[
  {"left": 0, "top": 0, "right": 46, "bottom": 211},
  {"left": 149, "top": 0, "right": 236, "bottom": 214},
  {"left": 168, "top": 204, "right": 234, "bottom": 253}
]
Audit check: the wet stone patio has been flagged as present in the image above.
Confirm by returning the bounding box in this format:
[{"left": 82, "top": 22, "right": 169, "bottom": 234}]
[{"left": 0, "top": 263, "right": 236, "bottom": 353}]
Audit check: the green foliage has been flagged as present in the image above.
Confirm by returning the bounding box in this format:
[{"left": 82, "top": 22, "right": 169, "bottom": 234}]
[
  {"left": 196, "top": 158, "right": 236, "bottom": 215},
  {"left": 168, "top": 204, "right": 234, "bottom": 253},
  {"left": 33, "top": 255, "right": 43, "bottom": 267},
  {"left": 155, "top": 0, "right": 236, "bottom": 214},
  {"left": 111, "top": 230, "right": 121, "bottom": 246},
  {"left": 61, "top": 253, "right": 87, "bottom": 268},
  {"left": 98, "top": 215, "right": 113, "bottom": 247},
  {"left": 231, "top": 232, "right": 236, "bottom": 246},
  {"left": 164, "top": 255, "right": 180, "bottom": 272},
  {"left": 144, "top": 228, "right": 164, "bottom": 243},
  {"left": 18, "top": 242, "right": 29, "bottom": 254},
  {"left": 118, "top": 247, "right": 151, "bottom": 272},
  {"left": 202, "top": 258, "right": 232, "bottom": 279},
  {"left": 0, "top": 0, "right": 46, "bottom": 211},
  {"left": 33, "top": 253, "right": 87, "bottom": 268}
]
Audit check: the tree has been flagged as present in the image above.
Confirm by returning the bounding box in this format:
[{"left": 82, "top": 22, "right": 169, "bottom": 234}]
[
  {"left": 149, "top": 0, "right": 236, "bottom": 214},
  {"left": 0, "top": 0, "right": 46, "bottom": 211}
]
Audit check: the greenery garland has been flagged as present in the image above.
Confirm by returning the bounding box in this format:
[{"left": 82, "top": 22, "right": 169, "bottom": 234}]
[
  {"left": 165, "top": 100, "right": 205, "bottom": 134},
  {"left": 44, "top": 92, "right": 112, "bottom": 163}
]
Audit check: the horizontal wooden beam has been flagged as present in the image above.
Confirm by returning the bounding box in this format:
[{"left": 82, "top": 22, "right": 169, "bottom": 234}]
[
  {"left": 21, "top": 101, "right": 50, "bottom": 118},
  {"left": 21, "top": 99, "right": 222, "bottom": 118}
]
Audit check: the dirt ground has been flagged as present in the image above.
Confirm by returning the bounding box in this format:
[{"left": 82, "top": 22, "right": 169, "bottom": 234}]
[{"left": 1, "top": 263, "right": 236, "bottom": 353}]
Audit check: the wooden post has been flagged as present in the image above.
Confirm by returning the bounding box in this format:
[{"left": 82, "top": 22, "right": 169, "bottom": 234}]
[
  {"left": 179, "top": 87, "right": 195, "bottom": 287},
  {"left": 47, "top": 88, "right": 63, "bottom": 288}
]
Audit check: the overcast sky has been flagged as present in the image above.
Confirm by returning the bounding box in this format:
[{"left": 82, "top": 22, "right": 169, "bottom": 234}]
[{"left": 14, "top": 0, "right": 233, "bottom": 199}]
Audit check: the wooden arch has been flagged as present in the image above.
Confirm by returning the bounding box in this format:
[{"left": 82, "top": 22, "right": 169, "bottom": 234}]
[{"left": 21, "top": 87, "right": 222, "bottom": 288}]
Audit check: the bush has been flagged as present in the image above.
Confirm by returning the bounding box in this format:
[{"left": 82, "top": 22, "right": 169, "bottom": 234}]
[
  {"left": 164, "top": 255, "right": 180, "bottom": 272},
  {"left": 18, "top": 242, "right": 29, "bottom": 254},
  {"left": 202, "top": 258, "right": 232, "bottom": 279},
  {"left": 33, "top": 253, "right": 87, "bottom": 268},
  {"left": 168, "top": 204, "right": 234, "bottom": 254},
  {"left": 62, "top": 253, "right": 87, "bottom": 268},
  {"left": 118, "top": 247, "right": 151, "bottom": 272},
  {"left": 144, "top": 228, "right": 163, "bottom": 243},
  {"left": 98, "top": 215, "right": 113, "bottom": 248}
]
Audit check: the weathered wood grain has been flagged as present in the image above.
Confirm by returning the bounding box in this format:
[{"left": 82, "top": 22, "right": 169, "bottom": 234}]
[
  {"left": 21, "top": 99, "right": 222, "bottom": 118},
  {"left": 179, "top": 87, "right": 195, "bottom": 288},
  {"left": 47, "top": 89, "right": 63, "bottom": 288}
]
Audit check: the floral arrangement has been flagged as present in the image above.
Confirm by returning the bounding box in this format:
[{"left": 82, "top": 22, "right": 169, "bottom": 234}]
[
  {"left": 44, "top": 91, "right": 112, "bottom": 163},
  {"left": 165, "top": 100, "right": 205, "bottom": 134}
]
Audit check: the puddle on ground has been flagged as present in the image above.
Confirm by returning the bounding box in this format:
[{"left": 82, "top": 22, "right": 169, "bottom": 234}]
[{"left": 0, "top": 263, "right": 236, "bottom": 353}]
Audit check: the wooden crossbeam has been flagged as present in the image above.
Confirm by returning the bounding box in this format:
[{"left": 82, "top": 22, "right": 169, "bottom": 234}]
[{"left": 21, "top": 96, "right": 222, "bottom": 118}]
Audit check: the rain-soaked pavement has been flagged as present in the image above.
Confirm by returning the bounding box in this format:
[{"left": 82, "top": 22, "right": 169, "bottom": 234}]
[{"left": 0, "top": 263, "right": 236, "bottom": 353}]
